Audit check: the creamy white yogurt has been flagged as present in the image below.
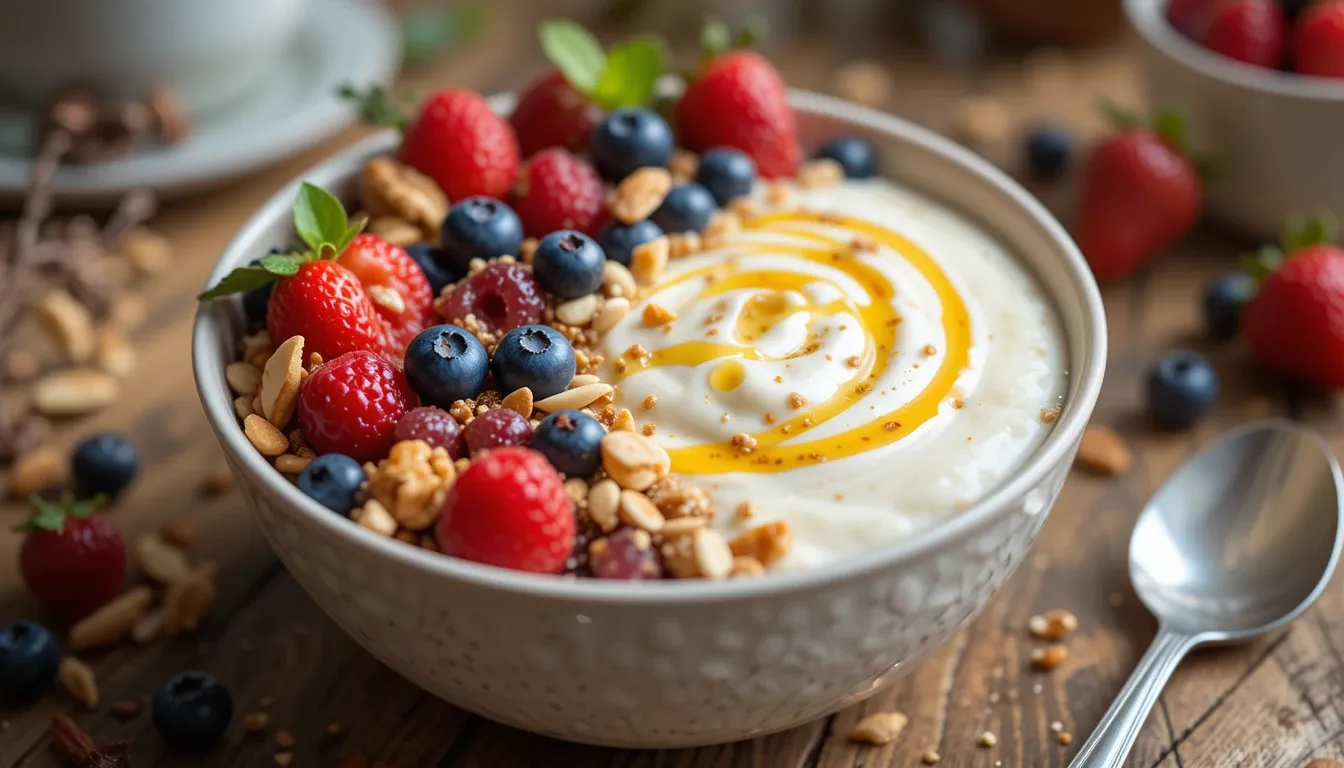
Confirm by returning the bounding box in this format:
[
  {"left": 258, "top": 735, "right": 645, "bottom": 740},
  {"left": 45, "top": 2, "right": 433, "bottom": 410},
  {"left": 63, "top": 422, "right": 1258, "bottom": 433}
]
[{"left": 600, "top": 179, "right": 1066, "bottom": 570}]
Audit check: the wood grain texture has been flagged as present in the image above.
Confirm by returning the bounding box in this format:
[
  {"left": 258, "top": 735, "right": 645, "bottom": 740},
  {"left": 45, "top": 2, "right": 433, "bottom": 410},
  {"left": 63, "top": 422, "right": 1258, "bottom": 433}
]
[{"left": 3, "top": 9, "right": 1344, "bottom": 768}]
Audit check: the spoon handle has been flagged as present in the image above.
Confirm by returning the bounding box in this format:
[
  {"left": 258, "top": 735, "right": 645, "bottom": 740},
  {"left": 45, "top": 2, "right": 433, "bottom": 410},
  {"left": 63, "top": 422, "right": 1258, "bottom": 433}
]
[{"left": 1067, "top": 629, "right": 1196, "bottom": 768}]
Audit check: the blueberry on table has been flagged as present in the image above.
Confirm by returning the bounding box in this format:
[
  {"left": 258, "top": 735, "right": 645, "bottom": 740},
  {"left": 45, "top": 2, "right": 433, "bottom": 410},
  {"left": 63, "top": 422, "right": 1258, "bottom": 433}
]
[
  {"left": 440, "top": 197, "right": 524, "bottom": 272},
  {"left": 405, "top": 324, "right": 490, "bottom": 407},
  {"left": 590, "top": 107, "right": 674, "bottom": 182},
  {"left": 71, "top": 432, "right": 138, "bottom": 499},
  {"left": 1148, "top": 351, "right": 1220, "bottom": 429},
  {"left": 491, "top": 325, "right": 576, "bottom": 401},
  {"left": 597, "top": 219, "right": 665, "bottom": 267},
  {"left": 531, "top": 231, "right": 606, "bottom": 298},
  {"left": 1203, "top": 273, "right": 1256, "bottom": 340},
  {"left": 0, "top": 620, "right": 61, "bottom": 704},
  {"left": 153, "top": 671, "right": 234, "bottom": 751},
  {"left": 815, "top": 136, "right": 877, "bottom": 179},
  {"left": 653, "top": 183, "right": 717, "bottom": 233},
  {"left": 405, "top": 243, "right": 461, "bottom": 297},
  {"left": 298, "top": 454, "right": 367, "bottom": 517},
  {"left": 696, "top": 147, "right": 757, "bottom": 207},
  {"left": 463, "top": 407, "right": 535, "bottom": 455},
  {"left": 533, "top": 410, "right": 606, "bottom": 476},
  {"left": 1025, "top": 125, "right": 1073, "bottom": 180}
]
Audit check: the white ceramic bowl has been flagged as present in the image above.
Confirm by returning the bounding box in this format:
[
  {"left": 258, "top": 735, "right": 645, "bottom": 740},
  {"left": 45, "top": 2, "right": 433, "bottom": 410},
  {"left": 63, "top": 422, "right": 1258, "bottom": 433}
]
[
  {"left": 1127, "top": 0, "right": 1344, "bottom": 240},
  {"left": 192, "top": 91, "right": 1106, "bottom": 748}
]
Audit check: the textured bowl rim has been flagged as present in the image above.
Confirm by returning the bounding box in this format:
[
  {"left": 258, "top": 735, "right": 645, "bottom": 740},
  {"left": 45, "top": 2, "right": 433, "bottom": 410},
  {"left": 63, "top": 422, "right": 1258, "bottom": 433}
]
[
  {"left": 192, "top": 89, "right": 1107, "bottom": 604},
  {"left": 1125, "top": 0, "right": 1344, "bottom": 101}
]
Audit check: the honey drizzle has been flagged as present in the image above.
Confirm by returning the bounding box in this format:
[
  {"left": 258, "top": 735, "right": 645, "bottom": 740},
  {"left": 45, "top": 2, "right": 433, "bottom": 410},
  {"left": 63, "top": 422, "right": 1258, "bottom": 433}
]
[{"left": 613, "top": 211, "right": 971, "bottom": 474}]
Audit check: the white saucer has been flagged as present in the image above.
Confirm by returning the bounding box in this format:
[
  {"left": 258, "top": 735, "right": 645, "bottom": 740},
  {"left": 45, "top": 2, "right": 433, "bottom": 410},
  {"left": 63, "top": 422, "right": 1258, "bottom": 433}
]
[{"left": 0, "top": 0, "right": 399, "bottom": 203}]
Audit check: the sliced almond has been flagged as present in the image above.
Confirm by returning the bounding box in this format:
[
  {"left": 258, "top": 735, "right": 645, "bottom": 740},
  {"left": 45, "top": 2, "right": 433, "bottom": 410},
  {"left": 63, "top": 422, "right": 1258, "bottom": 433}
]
[
  {"left": 163, "top": 563, "right": 217, "bottom": 635},
  {"left": 603, "top": 261, "right": 638, "bottom": 299},
  {"left": 630, "top": 236, "right": 670, "bottom": 286},
  {"left": 58, "top": 658, "right": 98, "bottom": 708},
  {"left": 225, "top": 361, "right": 262, "bottom": 396},
  {"left": 39, "top": 290, "right": 95, "bottom": 363},
  {"left": 355, "top": 499, "right": 397, "bottom": 536},
  {"left": 567, "top": 374, "right": 602, "bottom": 388},
  {"left": 8, "top": 448, "right": 65, "bottom": 496},
  {"left": 366, "top": 284, "right": 407, "bottom": 314},
  {"left": 611, "top": 167, "right": 672, "bottom": 224},
  {"left": 618, "top": 489, "right": 666, "bottom": 532},
  {"left": 130, "top": 608, "right": 165, "bottom": 643},
  {"left": 69, "top": 586, "right": 152, "bottom": 649},
  {"left": 233, "top": 396, "right": 255, "bottom": 421},
  {"left": 244, "top": 414, "right": 289, "bottom": 457},
  {"left": 601, "top": 431, "right": 670, "bottom": 490},
  {"left": 1076, "top": 425, "right": 1131, "bottom": 476},
  {"left": 592, "top": 297, "right": 631, "bottom": 333},
  {"left": 692, "top": 528, "right": 733, "bottom": 579},
  {"left": 260, "top": 335, "right": 304, "bottom": 427},
  {"left": 95, "top": 327, "right": 137, "bottom": 378},
  {"left": 587, "top": 480, "right": 620, "bottom": 532},
  {"left": 275, "top": 453, "right": 312, "bottom": 474},
  {"left": 731, "top": 555, "right": 766, "bottom": 577},
  {"left": 556, "top": 294, "right": 600, "bottom": 327},
  {"left": 533, "top": 383, "right": 613, "bottom": 413},
  {"left": 660, "top": 516, "right": 708, "bottom": 538},
  {"left": 134, "top": 535, "right": 192, "bottom": 585},
  {"left": 32, "top": 369, "right": 120, "bottom": 416},
  {"left": 500, "top": 387, "right": 533, "bottom": 418}
]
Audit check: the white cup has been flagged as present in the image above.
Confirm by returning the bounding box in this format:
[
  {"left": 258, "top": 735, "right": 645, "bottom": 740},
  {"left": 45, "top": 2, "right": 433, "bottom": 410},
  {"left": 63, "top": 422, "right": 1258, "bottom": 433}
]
[{"left": 0, "top": 0, "right": 311, "bottom": 116}]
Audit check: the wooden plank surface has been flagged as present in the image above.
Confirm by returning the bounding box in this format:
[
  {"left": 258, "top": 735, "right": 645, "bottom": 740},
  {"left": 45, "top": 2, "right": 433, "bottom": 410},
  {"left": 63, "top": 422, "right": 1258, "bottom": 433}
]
[{"left": 3, "top": 6, "right": 1344, "bottom": 767}]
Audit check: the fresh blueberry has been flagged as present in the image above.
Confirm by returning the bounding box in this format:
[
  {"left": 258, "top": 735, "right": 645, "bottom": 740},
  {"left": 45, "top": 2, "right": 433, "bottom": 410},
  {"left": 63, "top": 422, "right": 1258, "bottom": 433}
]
[
  {"left": 405, "top": 324, "right": 490, "bottom": 407},
  {"left": 153, "top": 671, "right": 234, "bottom": 751},
  {"left": 533, "top": 410, "right": 606, "bottom": 477},
  {"left": 1203, "top": 273, "right": 1256, "bottom": 340},
  {"left": 440, "top": 197, "right": 524, "bottom": 272},
  {"left": 491, "top": 325, "right": 576, "bottom": 400},
  {"left": 71, "top": 432, "right": 138, "bottom": 499},
  {"left": 590, "top": 107, "right": 674, "bottom": 182},
  {"left": 815, "top": 136, "right": 877, "bottom": 179},
  {"left": 297, "top": 454, "right": 366, "bottom": 517},
  {"left": 1026, "top": 125, "right": 1073, "bottom": 180},
  {"left": 241, "top": 256, "right": 275, "bottom": 328},
  {"left": 531, "top": 230, "right": 606, "bottom": 299},
  {"left": 597, "top": 219, "right": 665, "bottom": 267},
  {"left": 405, "top": 243, "right": 461, "bottom": 297},
  {"left": 1147, "top": 351, "right": 1220, "bottom": 429},
  {"left": 653, "top": 183, "right": 717, "bottom": 233},
  {"left": 0, "top": 620, "right": 60, "bottom": 704},
  {"left": 696, "top": 147, "right": 757, "bottom": 206}
]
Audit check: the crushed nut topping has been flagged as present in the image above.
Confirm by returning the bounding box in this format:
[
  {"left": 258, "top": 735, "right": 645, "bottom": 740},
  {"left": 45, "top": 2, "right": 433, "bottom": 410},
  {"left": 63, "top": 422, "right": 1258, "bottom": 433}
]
[{"left": 363, "top": 440, "right": 456, "bottom": 531}]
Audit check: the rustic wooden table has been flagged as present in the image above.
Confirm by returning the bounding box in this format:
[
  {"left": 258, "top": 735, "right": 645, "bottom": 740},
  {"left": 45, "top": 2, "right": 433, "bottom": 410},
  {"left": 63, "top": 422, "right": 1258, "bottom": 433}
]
[{"left": 3, "top": 6, "right": 1344, "bottom": 767}]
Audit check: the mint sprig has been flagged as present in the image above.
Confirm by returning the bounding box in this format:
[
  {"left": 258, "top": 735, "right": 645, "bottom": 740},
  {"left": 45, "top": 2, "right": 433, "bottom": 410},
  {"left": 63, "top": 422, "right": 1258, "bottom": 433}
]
[
  {"left": 198, "top": 182, "right": 365, "bottom": 301},
  {"left": 1097, "top": 98, "right": 1216, "bottom": 181},
  {"left": 699, "top": 16, "right": 767, "bottom": 62},
  {"left": 538, "top": 20, "right": 666, "bottom": 110},
  {"left": 13, "top": 493, "right": 108, "bottom": 534}
]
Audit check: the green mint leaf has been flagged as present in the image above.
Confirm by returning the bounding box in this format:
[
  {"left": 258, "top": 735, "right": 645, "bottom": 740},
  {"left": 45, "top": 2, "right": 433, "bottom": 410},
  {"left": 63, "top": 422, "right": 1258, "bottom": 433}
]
[
  {"left": 593, "top": 38, "right": 666, "bottom": 109},
  {"left": 259, "top": 253, "right": 305, "bottom": 276},
  {"left": 13, "top": 495, "right": 68, "bottom": 534},
  {"left": 1244, "top": 245, "right": 1284, "bottom": 284},
  {"left": 337, "top": 83, "right": 410, "bottom": 131},
  {"left": 294, "top": 182, "right": 350, "bottom": 258},
  {"left": 1283, "top": 211, "right": 1340, "bottom": 252},
  {"left": 197, "top": 266, "right": 280, "bottom": 301},
  {"left": 735, "top": 15, "right": 769, "bottom": 48},
  {"left": 701, "top": 18, "right": 731, "bottom": 61},
  {"left": 1152, "top": 109, "right": 1188, "bottom": 153},
  {"left": 539, "top": 20, "right": 606, "bottom": 94}
]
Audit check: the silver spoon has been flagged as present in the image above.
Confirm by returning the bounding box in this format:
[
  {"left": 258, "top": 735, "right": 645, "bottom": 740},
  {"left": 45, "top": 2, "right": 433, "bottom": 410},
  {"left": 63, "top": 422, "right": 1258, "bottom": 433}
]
[{"left": 1069, "top": 419, "right": 1344, "bottom": 768}]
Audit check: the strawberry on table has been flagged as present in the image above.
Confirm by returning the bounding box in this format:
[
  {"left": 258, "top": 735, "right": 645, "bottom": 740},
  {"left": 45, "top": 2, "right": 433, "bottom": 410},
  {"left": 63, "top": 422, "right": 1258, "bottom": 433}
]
[
  {"left": 1295, "top": 1, "right": 1344, "bottom": 79},
  {"left": 1243, "top": 215, "right": 1344, "bottom": 388},
  {"left": 1075, "top": 105, "right": 1204, "bottom": 283},
  {"left": 16, "top": 494, "right": 126, "bottom": 622},
  {"left": 199, "top": 183, "right": 386, "bottom": 363},
  {"left": 338, "top": 233, "right": 436, "bottom": 357},
  {"left": 675, "top": 21, "right": 799, "bottom": 179}
]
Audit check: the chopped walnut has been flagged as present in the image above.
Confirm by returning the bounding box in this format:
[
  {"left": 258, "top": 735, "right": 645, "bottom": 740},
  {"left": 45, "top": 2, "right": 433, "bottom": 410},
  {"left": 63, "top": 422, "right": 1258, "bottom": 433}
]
[
  {"left": 729, "top": 521, "right": 792, "bottom": 566},
  {"left": 362, "top": 440, "right": 456, "bottom": 531},
  {"left": 360, "top": 156, "right": 448, "bottom": 238},
  {"left": 644, "top": 475, "right": 713, "bottom": 520}
]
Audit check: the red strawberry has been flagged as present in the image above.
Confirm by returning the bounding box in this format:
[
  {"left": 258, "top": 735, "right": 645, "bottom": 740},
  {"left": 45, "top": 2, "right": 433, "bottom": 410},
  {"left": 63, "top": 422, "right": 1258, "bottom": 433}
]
[
  {"left": 511, "top": 148, "right": 606, "bottom": 237},
  {"left": 1075, "top": 108, "right": 1202, "bottom": 282},
  {"left": 298, "top": 350, "right": 415, "bottom": 463},
  {"left": 511, "top": 71, "right": 604, "bottom": 157},
  {"left": 1243, "top": 216, "right": 1344, "bottom": 387},
  {"left": 1295, "top": 2, "right": 1344, "bottom": 78},
  {"left": 435, "top": 447, "right": 574, "bottom": 573},
  {"left": 267, "top": 261, "right": 385, "bottom": 362},
  {"left": 1199, "top": 0, "right": 1287, "bottom": 68},
  {"left": 400, "top": 90, "right": 519, "bottom": 201},
  {"left": 676, "top": 50, "right": 799, "bottom": 178},
  {"left": 16, "top": 495, "right": 126, "bottom": 621},
  {"left": 339, "top": 233, "right": 435, "bottom": 358}
]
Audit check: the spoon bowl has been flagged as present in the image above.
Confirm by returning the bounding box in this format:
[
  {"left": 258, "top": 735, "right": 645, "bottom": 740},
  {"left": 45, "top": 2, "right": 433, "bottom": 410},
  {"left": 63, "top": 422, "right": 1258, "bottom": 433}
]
[{"left": 1131, "top": 419, "right": 1344, "bottom": 639}]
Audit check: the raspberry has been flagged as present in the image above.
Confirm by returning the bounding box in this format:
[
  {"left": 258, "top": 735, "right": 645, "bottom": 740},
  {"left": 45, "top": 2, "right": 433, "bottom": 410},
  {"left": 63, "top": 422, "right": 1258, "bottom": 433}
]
[
  {"left": 339, "top": 234, "right": 436, "bottom": 359},
  {"left": 394, "top": 407, "right": 466, "bottom": 460},
  {"left": 463, "top": 408, "right": 533, "bottom": 455},
  {"left": 297, "top": 351, "right": 415, "bottom": 463},
  {"left": 435, "top": 447, "right": 575, "bottom": 573},
  {"left": 437, "top": 262, "right": 546, "bottom": 334},
  {"left": 510, "top": 71, "right": 605, "bottom": 157},
  {"left": 512, "top": 148, "right": 607, "bottom": 238},
  {"left": 589, "top": 528, "right": 664, "bottom": 580}
]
